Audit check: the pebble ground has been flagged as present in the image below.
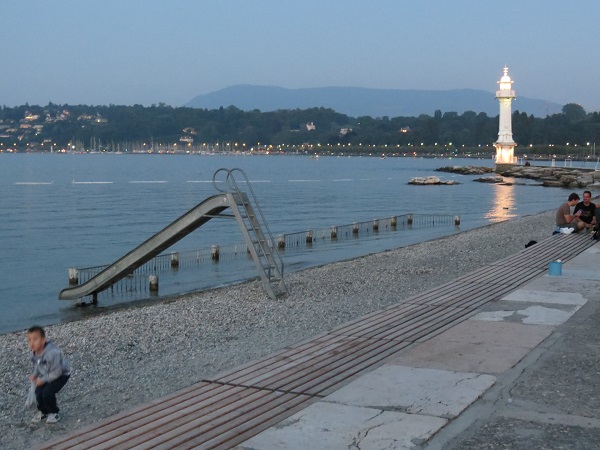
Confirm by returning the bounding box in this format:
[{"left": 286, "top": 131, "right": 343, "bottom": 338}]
[{"left": 0, "top": 211, "right": 557, "bottom": 449}]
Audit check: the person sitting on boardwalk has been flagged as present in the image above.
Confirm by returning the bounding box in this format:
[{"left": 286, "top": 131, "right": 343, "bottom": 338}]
[
  {"left": 574, "top": 190, "right": 596, "bottom": 227},
  {"left": 556, "top": 193, "right": 588, "bottom": 232}
]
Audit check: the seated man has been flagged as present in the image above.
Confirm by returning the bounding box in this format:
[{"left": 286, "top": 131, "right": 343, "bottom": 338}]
[
  {"left": 574, "top": 190, "right": 596, "bottom": 227},
  {"left": 556, "top": 193, "right": 588, "bottom": 232}
]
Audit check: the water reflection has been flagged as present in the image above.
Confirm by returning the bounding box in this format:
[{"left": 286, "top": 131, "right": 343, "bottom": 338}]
[{"left": 484, "top": 184, "right": 517, "bottom": 222}]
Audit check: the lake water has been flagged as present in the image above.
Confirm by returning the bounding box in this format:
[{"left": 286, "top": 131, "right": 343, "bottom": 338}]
[{"left": 0, "top": 153, "right": 573, "bottom": 334}]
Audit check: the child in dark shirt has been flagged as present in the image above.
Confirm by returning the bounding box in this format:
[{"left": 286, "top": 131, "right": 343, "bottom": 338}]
[{"left": 27, "top": 325, "right": 71, "bottom": 423}]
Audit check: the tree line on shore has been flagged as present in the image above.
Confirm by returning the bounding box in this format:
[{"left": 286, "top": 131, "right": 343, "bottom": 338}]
[{"left": 1, "top": 102, "right": 599, "bottom": 157}]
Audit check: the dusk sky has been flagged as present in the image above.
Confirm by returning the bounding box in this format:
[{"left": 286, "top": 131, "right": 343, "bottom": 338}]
[{"left": 3, "top": 0, "right": 599, "bottom": 111}]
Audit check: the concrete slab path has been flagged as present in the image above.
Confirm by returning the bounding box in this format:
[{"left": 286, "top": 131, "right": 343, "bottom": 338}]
[{"left": 237, "top": 243, "right": 600, "bottom": 449}]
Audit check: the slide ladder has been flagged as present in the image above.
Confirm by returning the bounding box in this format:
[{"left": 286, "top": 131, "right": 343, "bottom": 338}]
[{"left": 214, "top": 168, "right": 287, "bottom": 300}]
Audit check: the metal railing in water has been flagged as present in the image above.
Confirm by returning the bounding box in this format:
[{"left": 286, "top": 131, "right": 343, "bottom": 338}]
[
  {"left": 281, "top": 214, "right": 457, "bottom": 248},
  {"left": 72, "top": 213, "right": 459, "bottom": 299}
]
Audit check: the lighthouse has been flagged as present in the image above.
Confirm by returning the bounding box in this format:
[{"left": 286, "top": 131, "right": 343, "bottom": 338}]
[{"left": 494, "top": 66, "right": 516, "bottom": 165}]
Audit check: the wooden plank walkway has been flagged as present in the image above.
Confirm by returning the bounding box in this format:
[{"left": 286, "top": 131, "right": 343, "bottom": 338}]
[{"left": 36, "top": 233, "right": 597, "bottom": 450}]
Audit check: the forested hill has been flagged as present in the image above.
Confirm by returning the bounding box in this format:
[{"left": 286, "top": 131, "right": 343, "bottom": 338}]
[
  {"left": 1, "top": 102, "right": 597, "bottom": 153},
  {"left": 186, "top": 85, "right": 562, "bottom": 118}
]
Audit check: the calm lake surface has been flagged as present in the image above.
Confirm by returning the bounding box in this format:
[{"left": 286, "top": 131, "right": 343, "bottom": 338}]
[{"left": 0, "top": 153, "right": 573, "bottom": 334}]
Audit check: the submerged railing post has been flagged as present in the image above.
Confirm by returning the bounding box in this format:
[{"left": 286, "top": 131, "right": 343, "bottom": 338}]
[
  {"left": 68, "top": 268, "right": 78, "bottom": 285},
  {"left": 211, "top": 245, "right": 220, "bottom": 261},
  {"left": 330, "top": 226, "right": 338, "bottom": 240},
  {"left": 170, "top": 252, "right": 179, "bottom": 269},
  {"left": 149, "top": 274, "right": 159, "bottom": 292},
  {"left": 306, "top": 230, "right": 313, "bottom": 244}
]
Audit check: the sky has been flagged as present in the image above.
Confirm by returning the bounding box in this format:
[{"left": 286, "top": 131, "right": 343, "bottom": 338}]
[{"left": 2, "top": 0, "right": 599, "bottom": 111}]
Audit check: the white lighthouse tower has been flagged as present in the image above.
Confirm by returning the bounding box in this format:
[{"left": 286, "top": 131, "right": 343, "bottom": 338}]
[{"left": 494, "top": 66, "right": 517, "bottom": 165}]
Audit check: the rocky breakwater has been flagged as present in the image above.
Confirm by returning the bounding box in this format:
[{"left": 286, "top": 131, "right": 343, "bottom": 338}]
[
  {"left": 435, "top": 165, "right": 504, "bottom": 185},
  {"left": 498, "top": 166, "right": 600, "bottom": 188},
  {"left": 435, "top": 166, "right": 495, "bottom": 175},
  {"left": 408, "top": 176, "right": 460, "bottom": 185},
  {"left": 437, "top": 165, "right": 600, "bottom": 188}
]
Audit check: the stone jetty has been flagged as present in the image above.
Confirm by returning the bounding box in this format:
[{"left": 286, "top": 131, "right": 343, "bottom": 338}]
[
  {"left": 498, "top": 165, "right": 600, "bottom": 188},
  {"left": 437, "top": 165, "right": 600, "bottom": 188},
  {"left": 435, "top": 166, "right": 494, "bottom": 175},
  {"left": 408, "top": 176, "right": 460, "bottom": 185},
  {"left": 473, "top": 175, "right": 505, "bottom": 183}
]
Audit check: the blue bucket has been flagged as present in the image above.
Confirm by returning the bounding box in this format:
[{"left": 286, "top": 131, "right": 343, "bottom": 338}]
[{"left": 548, "top": 261, "right": 562, "bottom": 276}]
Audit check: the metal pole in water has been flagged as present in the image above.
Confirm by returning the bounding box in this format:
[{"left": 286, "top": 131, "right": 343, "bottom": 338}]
[
  {"left": 306, "top": 230, "right": 314, "bottom": 244},
  {"left": 277, "top": 235, "right": 285, "bottom": 249},
  {"left": 330, "top": 226, "right": 338, "bottom": 240},
  {"left": 68, "top": 268, "right": 79, "bottom": 285},
  {"left": 170, "top": 252, "right": 179, "bottom": 269},
  {"left": 149, "top": 274, "right": 159, "bottom": 292},
  {"left": 211, "top": 245, "right": 220, "bottom": 261}
]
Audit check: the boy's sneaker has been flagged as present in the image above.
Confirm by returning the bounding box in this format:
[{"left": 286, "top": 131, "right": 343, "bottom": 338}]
[
  {"left": 31, "top": 411, "right": 47, "bottom": 423},
  {"left": 46, "top": 413, "right": 60, "bottom": 423}
]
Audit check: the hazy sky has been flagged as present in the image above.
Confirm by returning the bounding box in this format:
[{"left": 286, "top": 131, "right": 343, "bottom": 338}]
[{"left": 2, "top": 0, "right": 598, "bottom": 111}]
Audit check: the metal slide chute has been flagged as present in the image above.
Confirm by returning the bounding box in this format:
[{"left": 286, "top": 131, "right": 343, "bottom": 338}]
[{"left": 59, "top": 193, "right": 231, "bottom": 301}]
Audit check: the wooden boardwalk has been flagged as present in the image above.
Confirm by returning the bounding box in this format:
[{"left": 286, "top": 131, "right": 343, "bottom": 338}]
[{"left": 36, "top": 233, "right": 597, "bottom": 450}]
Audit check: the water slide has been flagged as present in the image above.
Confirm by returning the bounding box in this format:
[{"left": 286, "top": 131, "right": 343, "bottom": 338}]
[{"left": 59, "top": 193, "right": 232, "bottom": 301}]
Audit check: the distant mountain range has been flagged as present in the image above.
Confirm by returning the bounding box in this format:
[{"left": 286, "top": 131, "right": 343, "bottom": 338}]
[{"left": 186, "top": 85, "right": 563, "bottom": 118}]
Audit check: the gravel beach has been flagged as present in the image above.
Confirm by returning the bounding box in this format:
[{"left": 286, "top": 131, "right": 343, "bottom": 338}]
[{"left": 0, "top": 210, "right": 556, "bottom": 449}]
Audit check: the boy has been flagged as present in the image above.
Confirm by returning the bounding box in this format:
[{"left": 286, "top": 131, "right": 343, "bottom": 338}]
[{"left": 27, "top": 325, "right": 71, "bottom": 423}]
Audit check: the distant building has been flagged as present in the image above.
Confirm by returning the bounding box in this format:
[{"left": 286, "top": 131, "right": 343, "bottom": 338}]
[{"left": 306, "top": 122, "right": 316, "bottom": 131}]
